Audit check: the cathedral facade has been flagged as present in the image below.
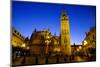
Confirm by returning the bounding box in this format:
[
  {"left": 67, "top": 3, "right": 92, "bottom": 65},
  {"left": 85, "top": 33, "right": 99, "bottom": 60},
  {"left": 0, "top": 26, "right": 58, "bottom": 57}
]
[
  {"left": 12, "top": 10, "right": 72, "bottom": 57},
  {"left": 29, "top": 10, "right": 72, "bottom": 56}
]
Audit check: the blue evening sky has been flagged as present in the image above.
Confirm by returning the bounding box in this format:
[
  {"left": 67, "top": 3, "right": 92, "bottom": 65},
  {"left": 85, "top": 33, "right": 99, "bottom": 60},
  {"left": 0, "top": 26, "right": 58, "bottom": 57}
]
[{"left": 12, "top": 1, "right": 96, "bottom": 45}]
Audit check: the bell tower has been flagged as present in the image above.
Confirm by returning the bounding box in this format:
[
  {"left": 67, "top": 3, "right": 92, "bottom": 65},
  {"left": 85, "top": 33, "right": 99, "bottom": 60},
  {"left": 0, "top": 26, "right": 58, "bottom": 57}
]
[{"left": 61, "top": 10, "right": 71, "bottom": 56}]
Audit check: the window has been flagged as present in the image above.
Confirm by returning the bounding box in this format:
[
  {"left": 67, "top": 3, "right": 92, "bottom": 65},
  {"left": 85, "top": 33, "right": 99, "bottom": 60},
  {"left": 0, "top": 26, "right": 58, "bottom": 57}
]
[{"left": 64, "top": 38, "right": 67, "bottom": 43}]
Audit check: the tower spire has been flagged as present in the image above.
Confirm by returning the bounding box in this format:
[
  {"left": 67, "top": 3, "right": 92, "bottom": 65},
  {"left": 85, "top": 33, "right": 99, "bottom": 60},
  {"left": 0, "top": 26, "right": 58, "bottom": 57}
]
[{"left": 62, "top": 9, "right": 67, "bottom": 16}]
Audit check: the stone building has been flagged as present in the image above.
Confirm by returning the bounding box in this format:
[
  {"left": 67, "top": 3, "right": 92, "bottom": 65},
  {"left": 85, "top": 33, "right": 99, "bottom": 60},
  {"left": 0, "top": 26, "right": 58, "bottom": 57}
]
[
  {"left": 29, "top": 29, "right": 52, "bottom": 55},
  {"left": 12, "top": 10, "right": 72, "bottom": 57},
  {"left": 26, "top": 10, "right": 72, "bottom": 56},
  {"left": 82, "top": 26, "right": 96, "bottom": 57},
  {"left": 12, "top": 27, "right": 25, "bottom": 60},
  {"left": 50, "top": 35, "right": 61, "bottom": 56},
  {"left": 29, "top": 29, "right": 61, "bottom": 56},
  {"left": 71, "top": 43, "right": 82, "bottom": 56},
  {"left": 12, "top": 27, "right": 25, "bottom": 47},
  {"left": 60, "top": 10, "right": 71, "bottom": 56}
]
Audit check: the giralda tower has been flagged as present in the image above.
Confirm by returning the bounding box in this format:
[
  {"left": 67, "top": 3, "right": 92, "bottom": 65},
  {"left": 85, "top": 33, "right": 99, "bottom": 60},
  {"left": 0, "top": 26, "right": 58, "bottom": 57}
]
[{"left": 61, "top": 10, "right": 71, "bottom": 56}]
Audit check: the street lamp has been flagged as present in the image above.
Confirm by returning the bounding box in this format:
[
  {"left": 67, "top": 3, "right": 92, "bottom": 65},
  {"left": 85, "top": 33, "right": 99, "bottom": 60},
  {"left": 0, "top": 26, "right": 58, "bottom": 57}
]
[
  {"left": 83, "top": 40, "right": 88, "bottom": 56},
  {"left": 47, "top": 36, "right": 50, "bottom": 39},
  {"left": 45, "top": 36, "right": 51, "bottom": 54},
  {"left": 45, "top": 40, "right": 50, "bottom": 54},
  {"left": 79, "top": 46, "right": 82, "bottom": 50},
  {"left": 84, "top": 40, "right": 87, "bottom": 46},
  {"left": 21, "top": 43, "right": 26, "bottom": 48},
  {"left": 26, "top": 46, "right": 30, "bottom": 50}
]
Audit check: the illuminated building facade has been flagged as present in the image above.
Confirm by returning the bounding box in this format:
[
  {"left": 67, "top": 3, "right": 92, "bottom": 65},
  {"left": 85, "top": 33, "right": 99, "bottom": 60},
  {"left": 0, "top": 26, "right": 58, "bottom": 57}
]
[
  {"left": 60, "top": 10, "right": 71, "bottom": 56},
  {"left": 29, "top": 29, "right": 61, "bottom": 56},
  {"left": 82, "top": 27, "right": 96, "bottom": 57},
  {"left": 50, "top": 35, "right": 61, "bottom": 55},
  {"left": 12, "top": 10, "right": 72, "bottom": 57},
  {"left": 29, "top": 29, "right": 52, "bottom": 55},
  {"left": 12, "top": 27, "right": 26, "bottom": 60},
  {"left": 12, "top": 27, "right": 25, "bottom": 47},
  {"left": 71, "top": 44, "right": 82, "bottom": 56}
]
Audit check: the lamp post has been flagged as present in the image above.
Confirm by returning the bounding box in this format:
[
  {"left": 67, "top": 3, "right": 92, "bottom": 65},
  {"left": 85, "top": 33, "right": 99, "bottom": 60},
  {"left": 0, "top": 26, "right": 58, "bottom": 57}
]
[
  {"left": 26, "top": 46, "right": 30, "bottom": 50},
  {"left": 45, "top": 40, "right": 50, "bottom": 54},
  {"left": 21, "top": 43, "right": 26, "bottom": 64},
  {"left": 83, "top": 40, "right": 88, "bottom": 56},
  {"left": 26, "top": 46, "right": 30, "bottom": 56},
  {"left": 45, "top": 36, "right": 51, "bottom": 55},
  {"left": 83, "top": 40, "right": 87, "bottom": 46},
  {"left": 21, "top": 43, "right": 26, "bottom": 48},
  {"left": 21, "top": 43, "right": 26, "bottom": 56}
]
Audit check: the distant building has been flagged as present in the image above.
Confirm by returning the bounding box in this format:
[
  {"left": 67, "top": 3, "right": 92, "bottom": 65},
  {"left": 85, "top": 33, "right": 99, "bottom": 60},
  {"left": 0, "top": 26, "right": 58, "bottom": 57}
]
[{"left": 71, "top": 43, "right": 82, "bottom": 56}]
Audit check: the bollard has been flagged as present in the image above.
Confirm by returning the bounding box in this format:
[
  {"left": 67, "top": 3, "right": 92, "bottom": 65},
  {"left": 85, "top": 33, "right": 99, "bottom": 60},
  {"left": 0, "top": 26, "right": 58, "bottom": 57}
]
[
  {"left": 46, "top": 56, "right": 48, "bottom": 64},
  {"left": 35, "top": 56, "right": 38, "bottom": 64}
]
